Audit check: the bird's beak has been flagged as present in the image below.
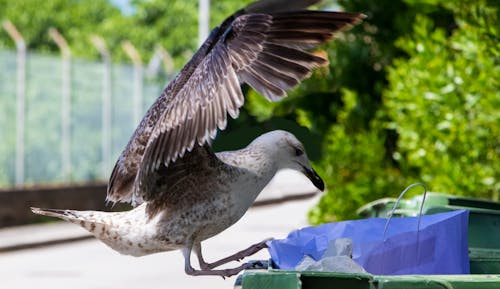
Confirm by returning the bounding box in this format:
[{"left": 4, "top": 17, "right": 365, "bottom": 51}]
[{"left": 301, "top": 165, "right": 325, "bottom": 191}]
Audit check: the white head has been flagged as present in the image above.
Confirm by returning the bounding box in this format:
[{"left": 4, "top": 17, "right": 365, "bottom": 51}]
[{"left": 251, "top": 130, "right": 324, "bottom": 191}]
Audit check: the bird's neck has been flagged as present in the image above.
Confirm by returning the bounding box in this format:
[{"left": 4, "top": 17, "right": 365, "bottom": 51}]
[
  {"left": 218, "top": 144, "right": 279, "bottom": 180},
  {"left": 217, "top": 145, "right": 279, "bottom": 212}
]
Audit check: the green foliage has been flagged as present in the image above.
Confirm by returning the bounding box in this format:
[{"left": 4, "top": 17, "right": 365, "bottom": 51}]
[
  {"left": 309, "top": 0, "right": 499, "bottom": 223},
  {"left": 309, "top": 90, "right": 408, "bottom": 222},
  {"left": 384, "top": 5, "right": 500, "bottom": 198},
  {"left": 0, "top": 0, "right": 251, "bottom": 64},
  {"left": 0, "top": 0, "right": 124, "bottom": 58},
  {"left": 127, "top": 0, "right": 252, "bottom": 64},
  {"left": 243, "top": 0, "right": 423, "bottom": 222}
]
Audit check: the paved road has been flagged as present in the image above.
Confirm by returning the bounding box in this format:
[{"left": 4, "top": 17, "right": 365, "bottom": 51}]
[{"left": 0, "top": 172, "right": 321, "bottom": 289}]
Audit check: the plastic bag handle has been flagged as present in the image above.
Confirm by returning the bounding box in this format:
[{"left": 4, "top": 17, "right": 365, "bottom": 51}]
[{"left": 383, "top": 183, "right": 428, "bottom": 240}]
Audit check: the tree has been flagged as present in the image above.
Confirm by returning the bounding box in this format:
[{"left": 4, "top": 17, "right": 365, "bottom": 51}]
[
  {"left": 0, "top": 0, "right": 259, "bottom": 64},
  {"left": 308, "top": 0, "right": 499, "bottom": 222},
  {"left": 0, "top": 0, "right": 123, "bottom": 58},
  {"left": 384, "top": 2, "right": 499, "bottom": 200}
]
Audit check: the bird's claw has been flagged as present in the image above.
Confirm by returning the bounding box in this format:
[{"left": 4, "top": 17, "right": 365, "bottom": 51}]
[{"left": 244, "top": 260, "right": 268, "bottom": 270}]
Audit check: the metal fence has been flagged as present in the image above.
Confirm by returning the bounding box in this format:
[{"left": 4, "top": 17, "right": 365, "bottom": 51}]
[{"left": 0, "top": 49, "right": 174, "bottom": 187}]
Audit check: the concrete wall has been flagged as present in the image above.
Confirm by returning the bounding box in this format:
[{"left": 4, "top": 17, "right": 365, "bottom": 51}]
[{"left": 0, "top": 183, "right": 111, "bottom": 227}]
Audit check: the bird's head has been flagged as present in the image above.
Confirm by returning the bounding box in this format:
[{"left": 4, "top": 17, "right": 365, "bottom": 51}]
[{"left": 254, "top": 130, "right": 324, "bottom": 191}]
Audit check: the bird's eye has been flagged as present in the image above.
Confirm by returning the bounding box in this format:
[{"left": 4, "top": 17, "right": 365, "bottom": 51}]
[{"left": 295, "top": 147, "right": 304, "bottom": 156}]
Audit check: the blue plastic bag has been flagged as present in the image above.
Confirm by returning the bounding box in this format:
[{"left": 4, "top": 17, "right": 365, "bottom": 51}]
[{"left": 267, "top": 210, "right": 470, "bottom": 275}]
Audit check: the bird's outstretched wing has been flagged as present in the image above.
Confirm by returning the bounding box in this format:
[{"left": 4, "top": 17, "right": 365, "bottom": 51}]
[
  {"left": 133, "top": 11, "right": 363, "bottom": 201},
  {"left": 106, "top": 0, "right": 332, "bottom": 205},
  {"left": 106, "top": 0, "right": 364, "bottom": 205}
]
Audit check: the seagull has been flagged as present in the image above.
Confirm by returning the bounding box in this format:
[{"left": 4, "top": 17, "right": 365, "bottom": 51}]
[{"left": 31, "top": 0, "right": 363, "bottom": 278}]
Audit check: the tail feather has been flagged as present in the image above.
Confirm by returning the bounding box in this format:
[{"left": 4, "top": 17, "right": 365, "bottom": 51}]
[
  {"left": 31, "top": 207, "right": 79, "bottom": 220},
  {"left": 30, "top": 207, "right": 109, "bottom": 236},
  {"left": 30, "top": 206, "right": 154, "bottom": 257}
]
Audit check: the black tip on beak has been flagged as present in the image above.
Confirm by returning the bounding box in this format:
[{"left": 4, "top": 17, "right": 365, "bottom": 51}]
[{"left": 302, "top": 166, "right": 325, "bottom": 191}]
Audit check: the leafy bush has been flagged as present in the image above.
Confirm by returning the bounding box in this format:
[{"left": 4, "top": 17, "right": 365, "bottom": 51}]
[
  {"left": 310, "top": 0, "right": 499, "bottom": 223},
  {"left": 245, "top": 0, "right": 425, "bottom": 222},
  {"left": 309, "top": 90, "right": 409, "bottom": 222},
  {"left": 384, "top": 4, "right": 499, "bottom": 199}
]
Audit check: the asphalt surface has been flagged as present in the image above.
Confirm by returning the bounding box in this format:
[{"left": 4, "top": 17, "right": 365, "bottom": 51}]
[{"left": 0, "top": 170, "right": 321, "bottom": 289}]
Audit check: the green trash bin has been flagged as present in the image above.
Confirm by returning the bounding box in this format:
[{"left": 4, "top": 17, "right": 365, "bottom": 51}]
[
  {"left": 236, "top": 193, "right": 500, "bottom": 288},
  {"left": 356, "top": 193, "right": 500, "bottom": 274},
  {"left": 238, "top": 265, "right": 500, "bottom": 289}
]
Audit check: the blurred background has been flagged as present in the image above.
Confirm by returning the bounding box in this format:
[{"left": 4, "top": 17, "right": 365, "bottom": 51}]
[{"left": 0, "top": 0, "right": 498, "bottom": 223}]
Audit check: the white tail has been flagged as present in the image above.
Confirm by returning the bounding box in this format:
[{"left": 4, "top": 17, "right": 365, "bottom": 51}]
[
  {"left": 31, "top": 207, "right": 107, "bottom": 233},
  {"left": 30, "top": 205, "right": 162, "bottom": 256}
]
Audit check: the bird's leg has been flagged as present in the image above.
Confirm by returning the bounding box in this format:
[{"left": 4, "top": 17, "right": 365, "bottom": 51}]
[
  {"left": 194, "top": 239, "right": 270, "bottom": 270},
  {"left": 193, "top": 243, "right": 212, "bottom": 270},
  {"left": 182, "top": 246, "right": 249, "bottom": 278}
]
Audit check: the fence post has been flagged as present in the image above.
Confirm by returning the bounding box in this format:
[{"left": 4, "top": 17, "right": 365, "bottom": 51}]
[
  {"left": 49, "top": 28, "right": 72, "bottom": 182},
  {"left": 146, "top": 45, "right": 174, "bottom": 83},
  {"left": 156, "top": 45, "right": 175, "bottom": 78},
  {"left": 122, "top": 41, "right": 143, "bottom": 127},
  {"left": 91, "top": 35, "right": 112, "bottom": 179},
  {"left": 2, "top": 21, "right": 26, "bottom": 186},
  {"left": 198, "top": 0, "right": 210, "bottom": 46}
]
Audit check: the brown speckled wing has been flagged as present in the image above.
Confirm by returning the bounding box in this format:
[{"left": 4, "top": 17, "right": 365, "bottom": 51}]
[
  {"left": 107, "top": 3, "right": 364, "bottom": 205},
  {"left": 139, "top": 11, "right": 364, "bottom": 175},
  {"left": 138, "top": 145, "right": 232, "bottom": 217}
]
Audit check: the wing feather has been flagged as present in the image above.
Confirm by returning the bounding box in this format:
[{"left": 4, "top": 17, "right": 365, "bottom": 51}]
[
  {"left": 134, "top": 11, "right": 364, "bottom": 202},
  {"left": 107, "top": 2, "right": 365, "bottom": 205}
]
